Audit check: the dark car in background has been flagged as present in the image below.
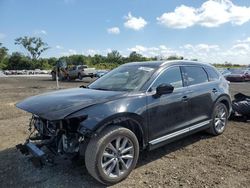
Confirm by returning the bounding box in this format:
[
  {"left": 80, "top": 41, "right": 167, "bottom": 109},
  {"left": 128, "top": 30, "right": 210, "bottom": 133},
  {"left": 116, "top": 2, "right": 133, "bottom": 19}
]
[
  {"left": 224, "top": 68, "right": 250, "bottom": 82},
  {"left": 16, "top": 61, "right": 231, "bottom": 185},
  {"left": 95, "top": 70, "right": 109, "bottom": 78}
]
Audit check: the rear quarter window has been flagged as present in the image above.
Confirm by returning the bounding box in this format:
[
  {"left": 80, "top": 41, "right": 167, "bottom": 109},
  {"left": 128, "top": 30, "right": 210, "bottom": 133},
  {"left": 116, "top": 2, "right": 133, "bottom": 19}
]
[{"left": 205, "top": 67, "right": 220, "bottom": 81}]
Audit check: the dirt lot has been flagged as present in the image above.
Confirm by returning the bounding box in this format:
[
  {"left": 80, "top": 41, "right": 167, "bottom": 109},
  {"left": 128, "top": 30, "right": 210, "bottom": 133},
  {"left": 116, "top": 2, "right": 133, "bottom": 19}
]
[{"left": 0, "top": 77, "right": 249, "bottom": 188}]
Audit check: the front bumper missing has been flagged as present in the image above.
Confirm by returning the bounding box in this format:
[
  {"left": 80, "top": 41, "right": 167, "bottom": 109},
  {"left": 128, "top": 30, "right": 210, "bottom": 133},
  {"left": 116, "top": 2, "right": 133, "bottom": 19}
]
[{"left": 16, "top": 142, "right": 47, "bottom": 168}]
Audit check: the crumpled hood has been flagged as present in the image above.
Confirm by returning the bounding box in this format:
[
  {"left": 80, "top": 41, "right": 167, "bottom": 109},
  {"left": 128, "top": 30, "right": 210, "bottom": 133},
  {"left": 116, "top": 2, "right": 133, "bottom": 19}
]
[{"left": 16, "top": 88, "right": 125, "bottom": 120}]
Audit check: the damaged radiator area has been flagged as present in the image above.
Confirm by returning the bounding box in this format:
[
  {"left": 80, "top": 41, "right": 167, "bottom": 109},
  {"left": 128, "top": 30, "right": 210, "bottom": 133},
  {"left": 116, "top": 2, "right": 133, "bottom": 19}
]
[{"left": 16, "top": 115, "right": 89, "bottom": 167}]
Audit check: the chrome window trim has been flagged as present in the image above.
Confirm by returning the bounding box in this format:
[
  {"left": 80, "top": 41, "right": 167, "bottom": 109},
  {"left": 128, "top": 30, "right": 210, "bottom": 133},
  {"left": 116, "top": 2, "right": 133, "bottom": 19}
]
[
  {"left": 149, "top": 120, "right": 211, "bottom": 145},
  {"left": 146, "top": 65, "right": 184, "bottom": 93},
  {"left": 146, "top": 64, "right": 216, "bottom": 93}
]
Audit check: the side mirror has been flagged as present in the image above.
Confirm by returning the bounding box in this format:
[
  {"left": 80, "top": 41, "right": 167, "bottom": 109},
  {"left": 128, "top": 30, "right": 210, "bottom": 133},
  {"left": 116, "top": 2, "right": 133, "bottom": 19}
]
[{"left": 154, "top": 83, "right": 174, "bottom": 97}]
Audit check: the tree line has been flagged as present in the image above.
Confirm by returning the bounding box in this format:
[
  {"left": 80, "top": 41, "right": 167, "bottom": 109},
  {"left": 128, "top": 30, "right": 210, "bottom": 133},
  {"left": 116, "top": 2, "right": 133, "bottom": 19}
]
[
  {"left": 0, "top": 37, "right": 161, "bottom": 70},
  {"left": 0, "top": 36, "right": 246, "bottom": 70}
]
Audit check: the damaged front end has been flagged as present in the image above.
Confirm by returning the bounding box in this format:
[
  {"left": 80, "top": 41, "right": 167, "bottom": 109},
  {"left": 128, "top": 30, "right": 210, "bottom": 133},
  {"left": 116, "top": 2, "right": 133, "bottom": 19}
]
[{"left": 16, "top": 115, "right": 91, "bottom": 167}]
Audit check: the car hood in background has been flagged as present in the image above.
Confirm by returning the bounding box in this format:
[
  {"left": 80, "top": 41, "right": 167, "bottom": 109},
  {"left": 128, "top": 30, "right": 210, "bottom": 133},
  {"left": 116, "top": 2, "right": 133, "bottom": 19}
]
[
  {"left": 16, "top": 88, "right": 125, "bottom": 120},
  {"left": 226, "top": 74, "right": 244, "bottom": 77}
]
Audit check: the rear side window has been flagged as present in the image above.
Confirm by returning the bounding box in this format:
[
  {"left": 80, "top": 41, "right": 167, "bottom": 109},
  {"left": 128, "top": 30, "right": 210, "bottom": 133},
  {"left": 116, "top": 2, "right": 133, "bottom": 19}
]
[
  {"left": 182, "top": 66, "right": 208, "bottom": 86},
  {"left": 205, "top": 67, "right": 220, "bottom": 81}
]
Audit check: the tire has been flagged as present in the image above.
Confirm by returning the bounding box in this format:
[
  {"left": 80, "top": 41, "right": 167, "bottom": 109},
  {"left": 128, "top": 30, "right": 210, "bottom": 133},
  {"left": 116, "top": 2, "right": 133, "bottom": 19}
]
[
  {"left": 85, "top": 126, "right": 139, "bottom": 185},
  {"left": 208, "top": 103, "right": 228, "bottom": 136},
  {"left": 66, "top": 75, "right": 70, "bottom": 81},
  {"left": 78, "top": 73, "right": 82, "bottom": 80},
  {"left": 51, "top": 72, "right": 56, "bottom": 81}
]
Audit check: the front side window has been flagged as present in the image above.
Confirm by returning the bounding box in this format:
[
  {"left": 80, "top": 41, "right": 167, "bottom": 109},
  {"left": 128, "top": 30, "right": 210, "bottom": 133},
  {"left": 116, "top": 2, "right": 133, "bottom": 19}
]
[
  {"left": 183, "top": 66, "right": 208, "bottom": 86},
  {"left": 151, "top": 66, "right": 183, "bottom": 90}
]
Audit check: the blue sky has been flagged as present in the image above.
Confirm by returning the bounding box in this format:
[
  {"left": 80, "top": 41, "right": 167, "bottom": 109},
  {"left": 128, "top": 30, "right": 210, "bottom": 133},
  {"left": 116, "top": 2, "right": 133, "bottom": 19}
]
[{"left": 1, "top": 0, "right": 250, "bottom": 64}]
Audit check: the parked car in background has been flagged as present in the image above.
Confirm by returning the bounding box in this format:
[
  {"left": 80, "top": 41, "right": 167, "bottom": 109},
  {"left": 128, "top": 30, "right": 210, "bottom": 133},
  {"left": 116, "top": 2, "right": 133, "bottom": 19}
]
[
  {"left": 95, "top": 70, "right": 109, "bottom": 78},
  {"left": 217, "top": 68, "right": 231, "bottom": 76},
  {"left": 67, "top": 65, "right": 96, "bottom": 80},
  {"left": 3, "top": 70, "right": 11, "bottom": 75},
  {"left": 51, "top": 63, "right": 96, "bottom": 81},
  {"left": 17, "top": 60, "right": 231, "bottom": 185},
  {"left": 224, "top": 69, "right": 250, "bottom": 82}
]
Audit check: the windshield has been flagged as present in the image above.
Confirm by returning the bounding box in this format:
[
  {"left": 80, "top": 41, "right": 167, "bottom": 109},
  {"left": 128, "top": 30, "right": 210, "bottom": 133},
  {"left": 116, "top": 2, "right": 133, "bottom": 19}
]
[{"left": 89, "top": 65, "right": 156, "bottom": 91}]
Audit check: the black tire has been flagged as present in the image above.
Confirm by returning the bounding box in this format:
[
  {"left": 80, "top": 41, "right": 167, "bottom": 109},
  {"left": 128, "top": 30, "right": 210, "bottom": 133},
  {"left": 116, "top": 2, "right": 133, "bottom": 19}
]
[
  {"left": 66, "top": 75, "right": 70, "bottom": 81},
  {"left": 51, "top": 72, "right": 56, "bottom": 81},
  {"left": 208, "top": 103, "right": 228, "bottom": 136},
  {"left": 78, "top": 73, "right": 82, "bottom": 80},
  {"left": 85, "top": 126, "right": 139, "bottom": 185}
]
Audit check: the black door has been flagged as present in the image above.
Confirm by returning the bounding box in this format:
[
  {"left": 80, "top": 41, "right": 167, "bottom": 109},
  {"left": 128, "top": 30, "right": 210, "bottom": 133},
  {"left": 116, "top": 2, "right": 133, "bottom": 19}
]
[
  {"left": 147, "top": 66, "right": 190, "bottom": 141},
  {"left": 181, "top": 66, "right": 213, "bottom": 125}
]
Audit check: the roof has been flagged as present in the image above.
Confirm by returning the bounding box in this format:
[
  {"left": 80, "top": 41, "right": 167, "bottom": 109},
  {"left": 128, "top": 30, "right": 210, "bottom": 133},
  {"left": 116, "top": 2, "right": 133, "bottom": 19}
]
[{"left": 123, "top": 60, "right": 212, "bottom": 68}]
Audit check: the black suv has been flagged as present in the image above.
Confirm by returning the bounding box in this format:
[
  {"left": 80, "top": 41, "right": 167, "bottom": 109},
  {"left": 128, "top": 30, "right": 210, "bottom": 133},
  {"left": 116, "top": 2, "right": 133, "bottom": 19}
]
[{"left": 16, "top": 61, "right": 231, "bottom": 185}]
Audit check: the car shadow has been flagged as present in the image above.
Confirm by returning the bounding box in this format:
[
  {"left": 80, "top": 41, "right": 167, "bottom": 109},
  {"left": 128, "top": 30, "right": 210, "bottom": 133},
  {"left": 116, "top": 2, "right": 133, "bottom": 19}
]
[
  {"left": 137, "top": 131, "right": 213, "bottom": 168},
  {"left": 0, "top": 131, "right": 213, "bottom": 187}
]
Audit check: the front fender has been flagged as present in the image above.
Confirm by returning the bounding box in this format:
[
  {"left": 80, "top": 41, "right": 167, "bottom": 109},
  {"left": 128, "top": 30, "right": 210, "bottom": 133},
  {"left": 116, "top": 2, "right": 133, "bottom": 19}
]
[{"left": 66, "top": 95, "right": 148, "bottom": 132}]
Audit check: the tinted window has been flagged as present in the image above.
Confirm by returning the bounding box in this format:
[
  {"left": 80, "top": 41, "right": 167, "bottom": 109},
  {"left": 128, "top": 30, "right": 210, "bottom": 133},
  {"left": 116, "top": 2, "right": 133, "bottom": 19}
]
[
  {"left": 151, "top": 67, "right": 183, "bottom": 90},
  {"left": 205, "top": 67, "right": 220, "bottom": 81},
  {"left": 183, "top": 66, "right": 208, "bottom": 86}
]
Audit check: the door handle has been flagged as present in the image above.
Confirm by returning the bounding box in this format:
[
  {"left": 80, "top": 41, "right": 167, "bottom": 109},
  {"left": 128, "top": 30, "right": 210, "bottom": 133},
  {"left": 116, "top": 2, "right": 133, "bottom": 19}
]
[
  {"left": 182, "top": 96, "right": 189, "bottom": 102},
  {"left": 212, "top": 88, "right": 218, "bottom": 93}
]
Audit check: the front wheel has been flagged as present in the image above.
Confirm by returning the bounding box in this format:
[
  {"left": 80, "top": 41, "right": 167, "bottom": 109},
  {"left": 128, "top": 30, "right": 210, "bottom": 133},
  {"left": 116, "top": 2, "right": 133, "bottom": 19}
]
[
  {"left": 85, "top": 126, "right": 139, "bottom": 185},
  {"left": 208, "top": 103, "right": 228, "bottom": 135}
]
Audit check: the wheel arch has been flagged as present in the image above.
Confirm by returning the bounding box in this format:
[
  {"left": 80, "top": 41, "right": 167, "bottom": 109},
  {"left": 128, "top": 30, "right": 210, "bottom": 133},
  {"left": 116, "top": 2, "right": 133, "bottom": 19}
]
[
  {"left": 214, "top": 94, "right": 232, "bottom": 117},
  {"left": 94, "top": 113, "right": 147, "bottom": 150}
]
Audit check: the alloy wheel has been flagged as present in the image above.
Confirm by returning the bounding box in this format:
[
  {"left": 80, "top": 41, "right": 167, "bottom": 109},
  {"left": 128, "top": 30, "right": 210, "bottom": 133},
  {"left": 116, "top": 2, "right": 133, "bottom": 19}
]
[
  {"left": 214, "top": 105, "right": 227, "bottom": 133},
  {"left": 101, "top": 136, "right": 134, "bottom": 178}
]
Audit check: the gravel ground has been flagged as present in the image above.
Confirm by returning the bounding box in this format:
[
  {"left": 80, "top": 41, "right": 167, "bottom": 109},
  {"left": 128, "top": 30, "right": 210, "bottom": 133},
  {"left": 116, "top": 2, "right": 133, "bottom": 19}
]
[{"left": 0, "top": 77, "right": 249, "bottom": 188}]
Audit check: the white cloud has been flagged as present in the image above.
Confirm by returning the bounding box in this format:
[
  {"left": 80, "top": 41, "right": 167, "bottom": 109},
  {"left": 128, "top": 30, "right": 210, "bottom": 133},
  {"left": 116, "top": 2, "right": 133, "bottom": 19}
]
[
  {"left": 236, "top": 37, "right": 250, "bottom": 44},
  {"left": 68, "top": 49, "right": 76, "bottom": 55},
  {"left": 107, "top": 27, "right": 120, "bottom": 34},
  {"left": 157, "top": 5, "right": 197, "bottom": 29},
  {"left": 56, "top": 45, "right": 63, "bottom": 49},
  {"left": 82, "top": 49, "right": 100, "bottom": 56},
  {"left": 34, "top": 30, "right": 47, "bottom": 35},
  {"left": 128, "top": 45, "right": 176, "bottom": 58},
  {"left": 232, "top": 43, "right": 249, "bottom": 51},
  {"left": 0, "top": 33, "right": 6, "bottom": 40},
  {"left": 124, "top": 12, "right": 147, "bottom": 30},
  {"left": 182, "top": 43, "right": 220, "bottom": 52},
  {"left": 61, "top": 49, "right": 77, "bottom": 56},
  {"left": 157, "top": 0, "right": 250, "bottom": 29}
]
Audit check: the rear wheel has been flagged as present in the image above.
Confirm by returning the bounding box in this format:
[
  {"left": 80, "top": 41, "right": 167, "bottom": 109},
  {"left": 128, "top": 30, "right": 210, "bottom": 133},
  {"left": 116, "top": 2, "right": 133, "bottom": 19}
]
[
  {"left": 208, "top": 103, "right": 228, "bottom": 135},
  {"left": 85, "top": 126, "right": 139, "bottom": 185},
  {"left": 51, "top": 72, "right": 56, "bottom": 80},
  {"left": 78, "top": 73, "right": 82, "bottom": 80}
]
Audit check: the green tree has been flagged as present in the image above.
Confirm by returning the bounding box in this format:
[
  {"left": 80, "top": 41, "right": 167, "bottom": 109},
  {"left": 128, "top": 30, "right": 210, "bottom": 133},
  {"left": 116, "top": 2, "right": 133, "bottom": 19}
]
[
  {"left": 0, "top": 43, "right": 9, "bottom": 69},
  {"left": 128, "top": 51, "right": 146, "bottom": 62},
  {"left": 7, "top": 52, "right": 33, "bottom": 70},
  {"left": 167, "top": 56, "right": 184, "bottom": 60},
  {"left": 15, "top": 36, "right": 49, "bottom": 60},
  {"left": 106, "top": 50, "right": 123, "bottom": 64},
  {"left": 91, "top": 54, "right": 106, "bottom": 65}
]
